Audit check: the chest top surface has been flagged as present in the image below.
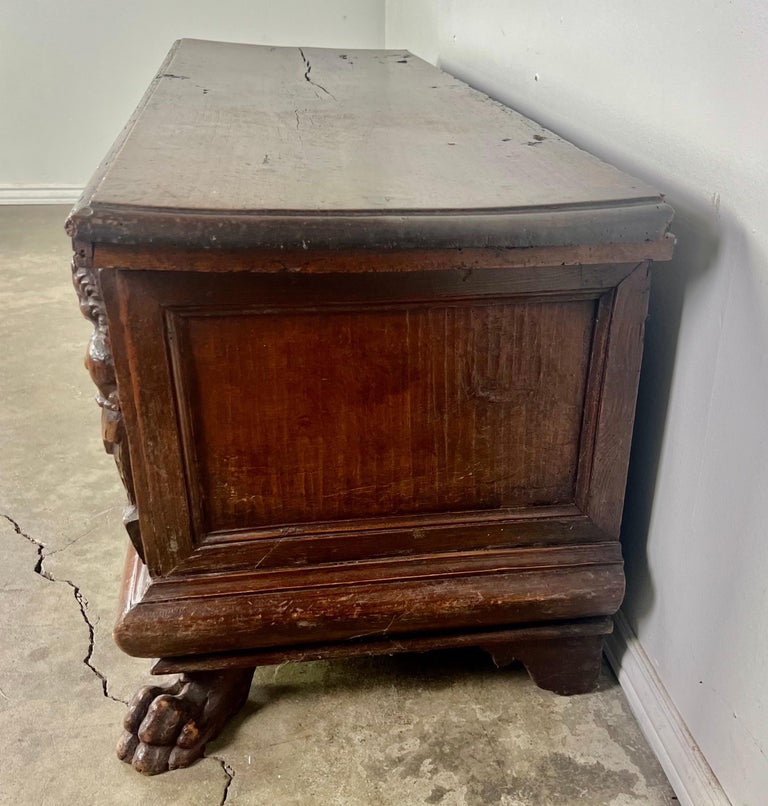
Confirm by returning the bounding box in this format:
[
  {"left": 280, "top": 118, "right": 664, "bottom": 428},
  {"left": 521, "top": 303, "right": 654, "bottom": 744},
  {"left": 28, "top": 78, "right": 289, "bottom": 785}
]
[{"left": 68, "top": 38, "right": 673, "bottom": 251}]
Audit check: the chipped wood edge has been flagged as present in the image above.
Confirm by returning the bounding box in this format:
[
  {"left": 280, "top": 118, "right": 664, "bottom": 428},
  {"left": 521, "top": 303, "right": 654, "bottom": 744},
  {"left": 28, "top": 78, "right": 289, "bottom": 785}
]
[{"left": 604, "top": 611, "right": 731, "bottom": 806}]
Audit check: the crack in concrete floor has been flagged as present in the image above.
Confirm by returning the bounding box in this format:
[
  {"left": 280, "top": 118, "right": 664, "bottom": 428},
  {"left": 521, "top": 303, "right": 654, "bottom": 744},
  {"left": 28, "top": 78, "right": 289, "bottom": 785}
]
[
  {"left": 2, "top": 510, "right": 234, "bottom": 803},
  {"left": 210, "top": 756, "right": 235, "bottom": 805},
  {"left": 2, "top": 513, "right": 126, "bottom": 704}
]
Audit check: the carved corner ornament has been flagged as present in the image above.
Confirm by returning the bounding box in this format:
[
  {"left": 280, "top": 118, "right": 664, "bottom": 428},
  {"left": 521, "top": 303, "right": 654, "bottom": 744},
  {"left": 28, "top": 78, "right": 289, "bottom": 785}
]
[{"left": 71, "top": 241, "right": 144, "bottom": 561}]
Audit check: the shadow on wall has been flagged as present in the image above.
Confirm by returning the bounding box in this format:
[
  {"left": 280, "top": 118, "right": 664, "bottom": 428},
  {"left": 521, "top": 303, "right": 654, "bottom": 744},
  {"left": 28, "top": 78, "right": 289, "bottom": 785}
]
[
  {"left": 620, "top": 191, "right": 720, "bottom": 627},
  {"left": 436, "top": 55, "right": 719, "bottom": 629},
  {"left": 436, "top": 53, "right": 724, "bottom": 639}
]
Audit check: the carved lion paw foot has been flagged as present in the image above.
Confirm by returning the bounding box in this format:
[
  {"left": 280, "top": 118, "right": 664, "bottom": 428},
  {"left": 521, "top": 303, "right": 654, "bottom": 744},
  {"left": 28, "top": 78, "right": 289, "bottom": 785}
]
[{"left": 117, "top": 668, "right": 255, "bottom": 775}]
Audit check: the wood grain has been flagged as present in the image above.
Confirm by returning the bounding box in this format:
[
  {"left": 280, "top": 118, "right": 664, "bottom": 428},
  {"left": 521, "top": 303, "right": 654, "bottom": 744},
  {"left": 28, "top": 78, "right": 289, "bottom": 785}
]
[
  {"left": 101, "top": 269, "right": 195, "bottom": 574},
  {"left": 83, "top": 42, "right": 665, "bottom": 212},
  {"left": 102, "top": 265, "right": 637, "bottom": 575},
  {"left": 152, "top": 617, "right": 613, "bottom": 674},
  {"left": 93, "top": 237, "right": 675, "bottom": 274},
  {"left": 116, "top": 560, "right": 624, "bottom": 658},
  {"left": 175, "top": 298, "right": 594, "bottom": 532},
  {"left": 585, "top": 263, "right": 652, "bottom": 534},
  {"left": 170, "top": 506, "right": 603, "bottom": 575},
  {"left": 146, "top": 542, "right": 623, "bottom": 602},
  {"left": 67, "top": 40, "right": 673, "bottom": 251}
]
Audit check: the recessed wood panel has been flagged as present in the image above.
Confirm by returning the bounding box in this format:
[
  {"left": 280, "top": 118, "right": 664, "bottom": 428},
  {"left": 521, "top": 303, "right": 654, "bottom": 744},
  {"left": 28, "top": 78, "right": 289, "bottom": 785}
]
[{"left": 174, "top": 299, "right": 596, "bottom": 533}]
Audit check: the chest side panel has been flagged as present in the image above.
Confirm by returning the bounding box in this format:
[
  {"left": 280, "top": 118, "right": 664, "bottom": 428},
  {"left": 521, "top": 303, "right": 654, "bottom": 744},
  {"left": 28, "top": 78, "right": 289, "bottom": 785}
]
[
  {"left": 102, "top": 264, "right": 645, "bottom": 576},
  {"left": 177, "top": 298, "right": 595, "bottom": 533}
]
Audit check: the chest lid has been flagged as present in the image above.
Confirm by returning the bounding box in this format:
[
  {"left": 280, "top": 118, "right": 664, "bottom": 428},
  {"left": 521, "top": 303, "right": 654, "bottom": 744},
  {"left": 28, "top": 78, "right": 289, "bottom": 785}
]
[{"left": 67, "top": 38, "right": 673, "bottom": 252}]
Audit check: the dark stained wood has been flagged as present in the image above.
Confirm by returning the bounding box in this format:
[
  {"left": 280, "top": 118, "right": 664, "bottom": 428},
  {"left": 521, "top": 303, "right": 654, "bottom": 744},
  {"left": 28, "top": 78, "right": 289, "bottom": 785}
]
[
  {"left": 116, "top": 667, "right": 255, "bottom": 775},
  {"left": 115, "top": 559, "right": 624, "bottom": 659},
  {"left": 93, "top": 237, "right": 675, "bottom": 274},
  {"left": 66, "top": 39, "right": 674, "bottom": 251},
  {"left": 584, "top": 263, "right": 652, "bottom": 534},
  {"left": 102, "top": 264, "right": 637, "bottom": 577},
  {"left": 100, "top": 269, "right": 195, "bottom": 574},
  {"left": 68, "top": 39, "right": 675, "bottom": 774},
  {"left": 486, "top": 634, "right": 605, "bottom": 695},
  {"left": 575, "top": 291, "right": 614, "bottom": 512},
  {"left": 146, "top": 542, "right": 624, "bottom": 603},
  {"left": 179, "top": 298, "right": 594, "bottom": 530},
  {"left": 73, "top": 205, "right": 675, "bottom": 252},
  {"left": 117, "top": 260, "right": 638, "bottom": 303},
  {"left": 169, "top": 507, "right": 606, "bottom": 576},
  {"left": 152, "top": 617, "right": 612, "bottom": 674},
  {"left": 70, "top": 244, "right": 143, "bottom": 560}
]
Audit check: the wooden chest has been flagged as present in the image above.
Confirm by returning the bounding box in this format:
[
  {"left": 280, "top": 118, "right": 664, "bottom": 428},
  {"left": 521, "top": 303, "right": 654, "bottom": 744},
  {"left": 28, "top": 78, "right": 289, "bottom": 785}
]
[{"left": 67, "top": 39, "right": 674, "bottom": 774}]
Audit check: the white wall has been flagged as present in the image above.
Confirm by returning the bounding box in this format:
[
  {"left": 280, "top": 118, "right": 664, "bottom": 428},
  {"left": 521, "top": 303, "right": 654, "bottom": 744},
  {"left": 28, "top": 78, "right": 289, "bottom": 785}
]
[
  {"left": 0, "top": 0, "right": 384, "bottom": 189},
  {"left": 386, "top": 3, "right": 768, "bottom": 804}
]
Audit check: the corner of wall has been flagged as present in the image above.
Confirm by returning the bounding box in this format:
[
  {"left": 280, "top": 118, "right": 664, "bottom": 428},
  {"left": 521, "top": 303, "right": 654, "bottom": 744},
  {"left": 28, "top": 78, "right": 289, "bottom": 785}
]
[{"left": 605, "top": 612, "right": 730, "bottom": 806}]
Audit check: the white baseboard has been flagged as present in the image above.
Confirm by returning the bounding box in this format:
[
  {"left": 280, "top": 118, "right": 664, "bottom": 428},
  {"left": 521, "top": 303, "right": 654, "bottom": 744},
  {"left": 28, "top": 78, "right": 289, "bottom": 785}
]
[
  {"left": 0, "top": 185, "right": 83, "bottom": 205},
  {"left": 605, "top": 611, "right": 730, "bottom": 806}
]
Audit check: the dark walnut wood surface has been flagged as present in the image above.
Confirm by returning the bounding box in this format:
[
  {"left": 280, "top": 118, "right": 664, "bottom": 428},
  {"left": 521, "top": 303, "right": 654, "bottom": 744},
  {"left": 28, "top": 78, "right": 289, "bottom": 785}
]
[
  {"left": 66, "top": 38, "right": 673, "bottom": 251},
  {"left": 67, "top": 39, "right": 674, "bottom": 775}
]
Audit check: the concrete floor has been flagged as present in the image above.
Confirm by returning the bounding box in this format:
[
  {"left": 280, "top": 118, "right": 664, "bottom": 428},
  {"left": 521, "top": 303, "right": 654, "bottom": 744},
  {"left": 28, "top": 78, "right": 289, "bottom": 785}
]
[{"left": 0, "top": 205, "right": 677, "bottom": 805}]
